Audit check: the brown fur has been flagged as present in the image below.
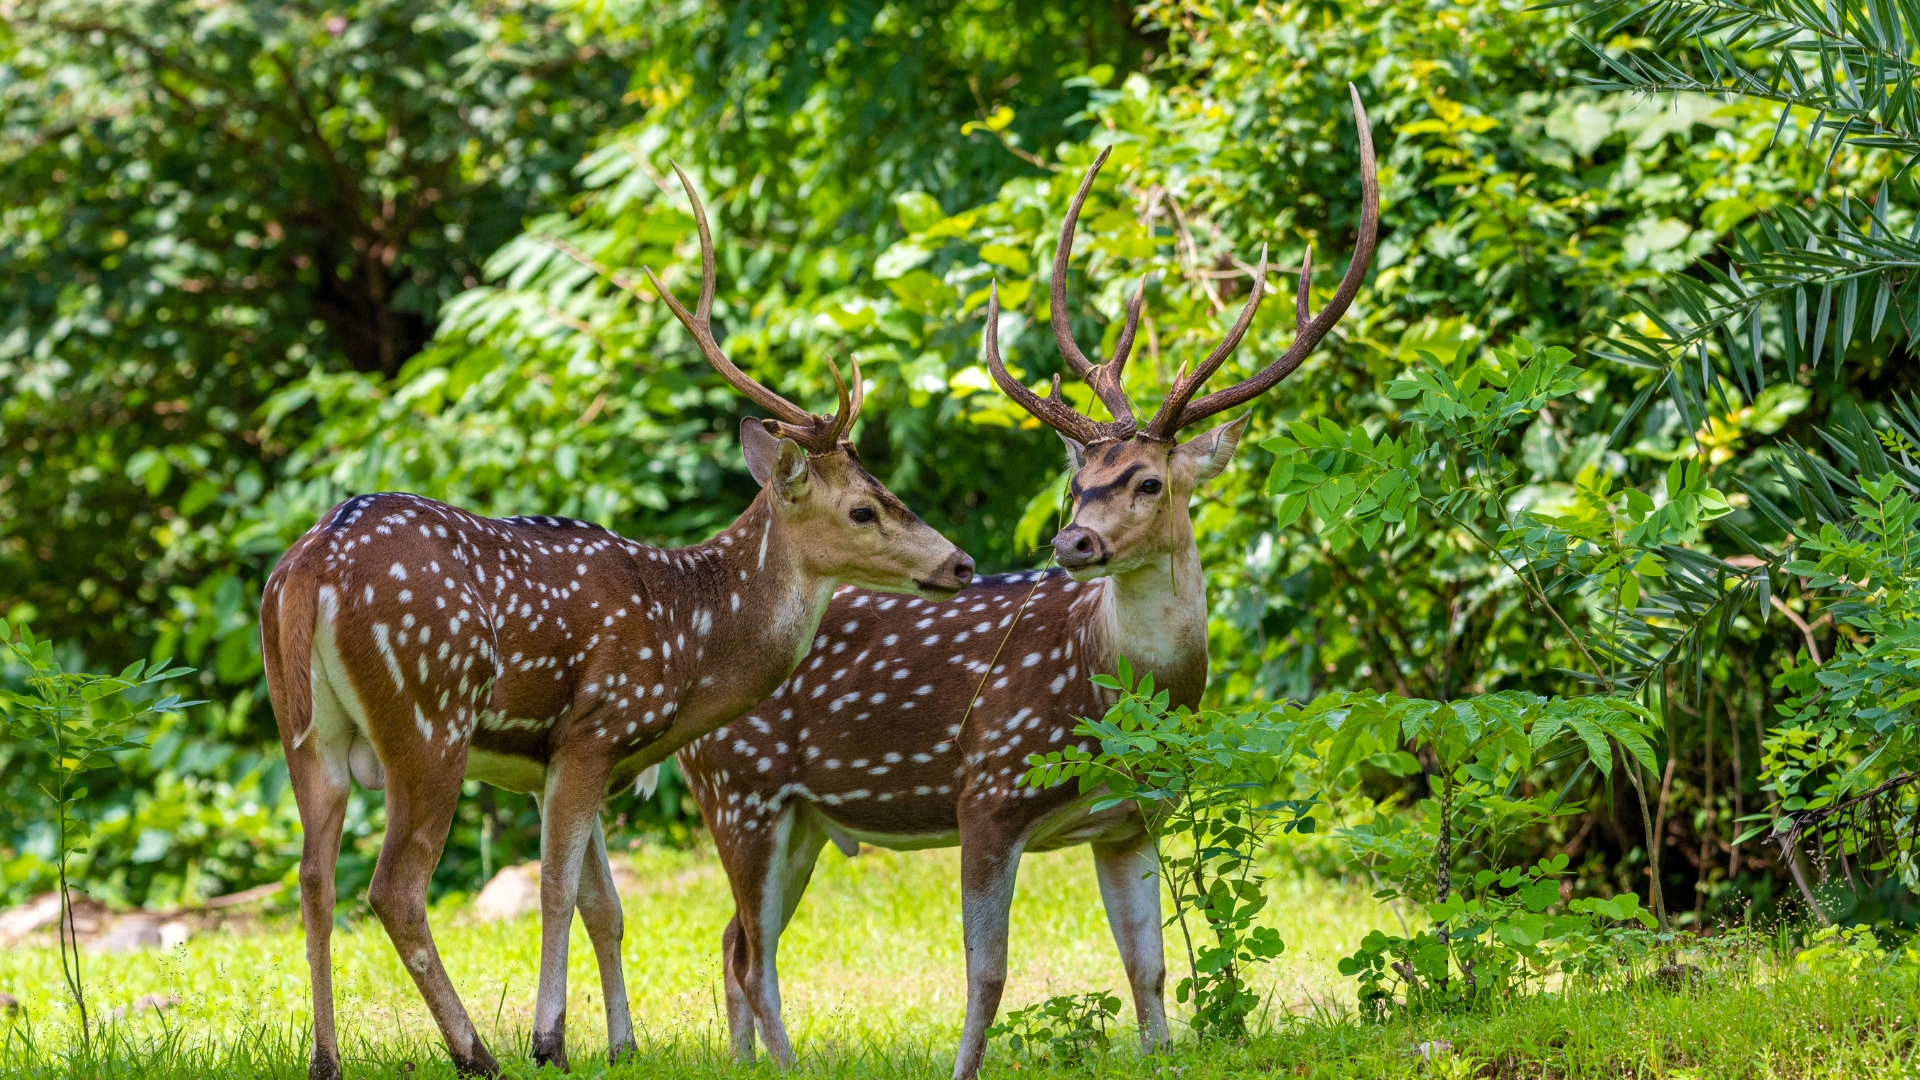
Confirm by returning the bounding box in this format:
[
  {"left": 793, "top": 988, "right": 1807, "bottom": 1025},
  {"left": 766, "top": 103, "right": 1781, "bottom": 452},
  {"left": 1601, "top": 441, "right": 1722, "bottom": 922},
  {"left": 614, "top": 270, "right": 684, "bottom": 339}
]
[{"left": 265, "top": 438, "right": 970, "bottom": 1079}]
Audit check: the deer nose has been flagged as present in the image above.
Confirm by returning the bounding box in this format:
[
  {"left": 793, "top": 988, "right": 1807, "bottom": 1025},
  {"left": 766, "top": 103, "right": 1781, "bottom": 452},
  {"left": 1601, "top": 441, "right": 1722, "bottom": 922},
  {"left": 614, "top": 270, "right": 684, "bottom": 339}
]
[
  {"left": 946, "top": 552, "right": 975, "bottom": 587},
  {"left": 1051, "top": 525, "right": 1103, "bottom": 568}
]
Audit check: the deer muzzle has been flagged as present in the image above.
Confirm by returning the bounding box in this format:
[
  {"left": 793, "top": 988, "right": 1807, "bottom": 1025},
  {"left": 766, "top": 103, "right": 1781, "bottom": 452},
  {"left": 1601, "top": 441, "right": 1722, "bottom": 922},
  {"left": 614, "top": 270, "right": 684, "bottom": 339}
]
[
  {"left": 1051, "top": 524, "right": 1107, "bottom": 571},
  {"left": 914, "top": 550, "right": 975, "bottom": 600}
]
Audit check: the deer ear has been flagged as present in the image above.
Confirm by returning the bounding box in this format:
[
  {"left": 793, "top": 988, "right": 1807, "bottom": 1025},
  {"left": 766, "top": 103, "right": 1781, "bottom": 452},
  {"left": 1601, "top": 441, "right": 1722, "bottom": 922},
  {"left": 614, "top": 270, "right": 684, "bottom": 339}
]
[
  {"left": 1177, "top": 413, "right": 1250, "bottom": 484},
  {"left": 741, "top": 418, "right": 810, "bottom": 499},
  {"left": 1058, "top": 433, "right": 1089, "bottom": 473}
]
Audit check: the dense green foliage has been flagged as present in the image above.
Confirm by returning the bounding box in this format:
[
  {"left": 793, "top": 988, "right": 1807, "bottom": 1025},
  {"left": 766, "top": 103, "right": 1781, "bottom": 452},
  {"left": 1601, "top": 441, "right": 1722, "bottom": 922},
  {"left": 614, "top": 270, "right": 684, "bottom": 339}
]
[
  {"left": 1574, "top": 0, "right": 1920, "bottom": 928},
  {"left": 0, "top": 0, "right": 644, "bottom": 905},
  {"left": 3, "top": 0, "right": 1917, "bottom": 976}
]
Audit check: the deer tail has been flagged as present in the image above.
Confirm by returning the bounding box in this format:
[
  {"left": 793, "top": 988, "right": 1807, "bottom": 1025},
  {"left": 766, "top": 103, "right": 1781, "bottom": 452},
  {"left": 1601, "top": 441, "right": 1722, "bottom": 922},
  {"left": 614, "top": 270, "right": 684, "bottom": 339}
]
[{"left": 262, "top": 559, "right": 320, "bottom": 755}]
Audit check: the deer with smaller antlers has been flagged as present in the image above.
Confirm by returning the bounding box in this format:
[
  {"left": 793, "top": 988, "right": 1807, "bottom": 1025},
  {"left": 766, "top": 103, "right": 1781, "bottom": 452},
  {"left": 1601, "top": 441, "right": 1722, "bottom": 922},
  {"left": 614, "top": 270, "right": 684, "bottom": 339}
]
[
  {"left": 678, "top": 88, "right": 1377, "bottom": 1079},
  {"left": 261, "top": 168, "right": 973, "bottom": 1080}
]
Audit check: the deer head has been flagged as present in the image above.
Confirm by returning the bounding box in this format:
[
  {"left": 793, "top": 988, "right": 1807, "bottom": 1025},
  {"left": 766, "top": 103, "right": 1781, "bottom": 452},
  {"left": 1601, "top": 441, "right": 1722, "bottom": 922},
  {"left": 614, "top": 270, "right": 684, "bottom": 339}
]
[
  {"left": 648, "top": 166, "right": 974, "bottom": 600},
  {"left": 986, "top": 87, "right": 1378, "bottom": 581}
]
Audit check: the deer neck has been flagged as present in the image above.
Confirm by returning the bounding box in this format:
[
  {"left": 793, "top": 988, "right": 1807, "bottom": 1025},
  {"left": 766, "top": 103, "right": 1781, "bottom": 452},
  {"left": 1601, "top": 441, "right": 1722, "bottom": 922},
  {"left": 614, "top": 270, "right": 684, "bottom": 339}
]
[
  {"left": 658, "top": 494, "right": 837, "bottom": 734},
  {"left": 1089, "top": 533, "right": 1210, "bottom": 708}
]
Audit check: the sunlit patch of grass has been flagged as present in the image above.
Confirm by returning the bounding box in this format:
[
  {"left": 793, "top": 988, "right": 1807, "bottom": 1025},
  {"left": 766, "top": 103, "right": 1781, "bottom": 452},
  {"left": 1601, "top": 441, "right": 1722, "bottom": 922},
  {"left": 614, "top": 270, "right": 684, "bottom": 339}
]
[{"left": 3, "top": 844, "right": 1918, "bottom": 1078}]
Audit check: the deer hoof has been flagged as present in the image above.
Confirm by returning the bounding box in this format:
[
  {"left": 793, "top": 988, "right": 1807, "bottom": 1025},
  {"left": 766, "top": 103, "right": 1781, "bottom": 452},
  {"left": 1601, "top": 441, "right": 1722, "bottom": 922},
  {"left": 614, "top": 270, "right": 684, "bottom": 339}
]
[
  {"left": 531, "top": 1029, "right": 569, "bottom": 1072},
  {"left": 308, "top": 1051, "right": 343, "bottom": 1080},
  {"left": 451, "top": 1043, "right": 500, "bottom": 1078}
]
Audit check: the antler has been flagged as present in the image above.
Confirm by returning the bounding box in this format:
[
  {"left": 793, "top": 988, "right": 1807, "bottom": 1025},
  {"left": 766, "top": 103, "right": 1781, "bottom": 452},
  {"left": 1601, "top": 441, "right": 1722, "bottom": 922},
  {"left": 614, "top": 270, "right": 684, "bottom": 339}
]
[
  {"left": 984, "top": 147, "right": 1153, "bottom": 446},
  {"left": 1046, "top": 147, "right": 1144, "bottom": 441},
  {"left": 644, "top": 163, "right": 861, "bottom": 453},
  {"left": 1140, "top": 84, "right": 1380, "bottom": 440}
]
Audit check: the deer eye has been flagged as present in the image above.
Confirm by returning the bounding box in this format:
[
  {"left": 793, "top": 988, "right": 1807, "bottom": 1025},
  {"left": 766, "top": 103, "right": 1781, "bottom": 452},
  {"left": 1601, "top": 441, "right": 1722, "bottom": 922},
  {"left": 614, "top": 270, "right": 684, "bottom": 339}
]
[
  {"left": 849, "top": 506, "right": 876, "bottom": 524},
  {"left": 1139, "top": 478, "right": 1163, "bottom": 495}
]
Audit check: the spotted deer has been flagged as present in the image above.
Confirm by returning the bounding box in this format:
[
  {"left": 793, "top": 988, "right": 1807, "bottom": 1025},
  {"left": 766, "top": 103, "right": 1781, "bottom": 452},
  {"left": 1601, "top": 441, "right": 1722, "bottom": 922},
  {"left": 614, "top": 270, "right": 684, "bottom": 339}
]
[
  {"left": 260, "top": 168, "right": 974, "bottom": 1080},
  {"left": 679, "top": 89, "right": 1377, "bottom": 1079}
]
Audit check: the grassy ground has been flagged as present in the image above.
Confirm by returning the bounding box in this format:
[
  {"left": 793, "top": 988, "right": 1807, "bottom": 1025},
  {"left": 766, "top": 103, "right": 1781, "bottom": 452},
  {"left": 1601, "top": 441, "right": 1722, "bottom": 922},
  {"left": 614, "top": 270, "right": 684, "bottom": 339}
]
[{"left": 1, "top": 843, "right": 1917, "bottom": 1078}]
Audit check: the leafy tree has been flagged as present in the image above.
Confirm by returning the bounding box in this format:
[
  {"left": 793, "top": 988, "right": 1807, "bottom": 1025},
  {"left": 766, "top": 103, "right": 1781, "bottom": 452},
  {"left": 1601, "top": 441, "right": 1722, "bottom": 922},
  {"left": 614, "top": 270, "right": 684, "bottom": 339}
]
[
  {"left": 1567, "top": 0, "right": 1920, "bottom": 921},
  {"left": 0, "top": 0, "right": 639, "bottom": 658}
]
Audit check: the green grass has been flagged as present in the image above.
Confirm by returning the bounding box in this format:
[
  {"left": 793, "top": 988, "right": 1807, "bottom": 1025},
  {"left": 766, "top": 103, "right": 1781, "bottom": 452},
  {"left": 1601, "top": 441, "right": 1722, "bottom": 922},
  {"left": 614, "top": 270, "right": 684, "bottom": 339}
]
[{"left": 2, "top": 844, "right": 1918, "bottom": 1078}]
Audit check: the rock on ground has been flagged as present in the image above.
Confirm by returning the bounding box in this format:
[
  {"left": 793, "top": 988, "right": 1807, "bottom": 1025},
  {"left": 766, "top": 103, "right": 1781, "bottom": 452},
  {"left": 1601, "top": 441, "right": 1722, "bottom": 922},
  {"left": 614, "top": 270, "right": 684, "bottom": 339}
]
[
  {"left": 0, "top": 892, "right": 111, "bottom": 947},
  {"left": 90, "top": 914, "right": 193, "bottom": 953},
  {"left": 473, "top": 863, "right": 540, "bottom": 922},
  {"left": 472, "top": 856, "right": 637, "bottom": 922}
]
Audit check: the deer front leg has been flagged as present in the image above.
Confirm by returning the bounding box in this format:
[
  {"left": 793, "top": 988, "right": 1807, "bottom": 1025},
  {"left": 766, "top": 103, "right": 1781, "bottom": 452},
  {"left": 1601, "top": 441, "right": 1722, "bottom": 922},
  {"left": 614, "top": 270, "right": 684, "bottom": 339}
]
[
  {"left": 531, "top": 753, "right": 613, "bottom": 1070},
  {"left": 574, "top": 815, "right": 635, "bottom": 1062},
  {"left": 952, "top": 828, "right": 1028, "bottom": 1080},
  {"left": 1092, "top": 832, "right": 1169, "bottom": 1051}
]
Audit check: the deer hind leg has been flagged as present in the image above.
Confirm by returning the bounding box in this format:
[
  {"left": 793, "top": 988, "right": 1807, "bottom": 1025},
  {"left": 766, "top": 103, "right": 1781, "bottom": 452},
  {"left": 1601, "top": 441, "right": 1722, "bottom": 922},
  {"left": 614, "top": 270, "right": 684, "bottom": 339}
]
[
  {"left": 287, "top": 732, "right": 352, "bottom": 1080},
  {"left": 1092, "top": 833, "right": 1169, "bottom": 1051},
  {"left": 530, "top": 752, "right": 614, "bottom": 1070},
  {"left": 952, "top": 827, "right": 1029, "bottom": 1080},
  {"left": 366, "top": 744, "right": 496, "bottom": 1076},
  {"left": 721, "top": 803, "right": 827, "bottom": 1068},
  {"left": 720, "top": 914, "right": 757, "bottom": 1061},
  {"left": 574, "top": 814, "right": 635, "bottom": 1062}
]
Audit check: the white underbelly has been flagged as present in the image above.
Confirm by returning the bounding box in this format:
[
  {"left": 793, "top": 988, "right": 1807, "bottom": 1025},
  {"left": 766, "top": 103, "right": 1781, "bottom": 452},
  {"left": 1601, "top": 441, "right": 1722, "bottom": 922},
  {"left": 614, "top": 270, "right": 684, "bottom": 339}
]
[
  {"left": 464, "top": 749, "right": 547, "bottom": 793},
  {"left": 1026, "top": 793, "right": 1142, "bottom": 851},
  {"left": 835, "top": 823, "right": 962, "bottom": 851}
]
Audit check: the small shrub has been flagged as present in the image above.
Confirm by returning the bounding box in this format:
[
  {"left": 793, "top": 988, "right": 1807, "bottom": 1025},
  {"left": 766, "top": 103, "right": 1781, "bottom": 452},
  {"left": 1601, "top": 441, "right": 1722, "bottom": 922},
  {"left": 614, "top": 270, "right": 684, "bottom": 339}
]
[
  {"left": 1339, "top": 855, "right": 1664, "bottom": 1017},
  {"left": 985, "top": 991, "right": 1123, "bottom": 1065},
  {"left": 1021, "top": 659, "right": 1317, "bottom": 1040},
  {"left": 0, "top": 619, "right": 199, "bottom": 1044}
]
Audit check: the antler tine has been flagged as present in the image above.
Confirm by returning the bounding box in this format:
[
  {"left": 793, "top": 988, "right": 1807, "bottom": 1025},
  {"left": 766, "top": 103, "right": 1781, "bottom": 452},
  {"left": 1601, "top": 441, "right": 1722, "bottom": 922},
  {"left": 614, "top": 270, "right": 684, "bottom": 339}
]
[
  {"left": 1083, "top": 275, "right": 1147, "bottom": 434},
  {"left": 1049, "top": 147, "right": 1112, "bottom": 379},
  {"left": 1152, "top": 85, "right": 1380, "bottom": 437},
  {"left": 671, "top": 162, "right": 717, "bottom": 325},
  {"left": 983, "top": 284, "right": 1111, "bottom": 446},
  {"left": 846, "top": 356, "right": 866, "bottom": 431},
  {"left": 1142, "top": 243, "right": 1268, "bottom": 439},
  {"left": 646, "top": 165, "right": 845, "bottom": 451},
  {"left": 824, "top": 356, "right": 865, "bottom": 444},
  {"left": 1105, "top": 276, "right": 1149, "bottom": 381},
  {"left": 1039, "top": 149, "right": 1140, "bottom": 439}
]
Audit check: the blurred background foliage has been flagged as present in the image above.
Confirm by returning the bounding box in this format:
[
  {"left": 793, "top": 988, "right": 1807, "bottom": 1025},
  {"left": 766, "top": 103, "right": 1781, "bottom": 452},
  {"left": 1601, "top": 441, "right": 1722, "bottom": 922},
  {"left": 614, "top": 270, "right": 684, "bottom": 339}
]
[{"left": 0, "top": 0, "right": 1906, "bottom": 926}]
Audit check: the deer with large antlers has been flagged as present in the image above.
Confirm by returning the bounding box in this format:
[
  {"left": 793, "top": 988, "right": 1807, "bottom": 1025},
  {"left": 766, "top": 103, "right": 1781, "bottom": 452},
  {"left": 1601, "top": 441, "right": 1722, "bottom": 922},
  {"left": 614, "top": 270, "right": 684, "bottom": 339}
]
[
  {"left": 678, "top": 89, "right": 1377, "bottom": 1079},
  {"left": 261, "top": 168, "right": 973, "bottom": 1080}
]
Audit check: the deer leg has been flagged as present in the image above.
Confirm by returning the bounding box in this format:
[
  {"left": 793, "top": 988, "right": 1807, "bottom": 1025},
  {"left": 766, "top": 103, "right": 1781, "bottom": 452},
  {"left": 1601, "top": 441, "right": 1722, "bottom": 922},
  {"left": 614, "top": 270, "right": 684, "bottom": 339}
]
[
  {"left": 1092, "top": 833, "right": 1168, "bottom": 1051},
  {"left": 574, "top": 814, "right": 635, "bottom": 1062},
  {"left": 288, "top": 745, "right": 351, "bottom": 1080},
  {"left": 531, "top": 753, "right": 613, "bottom": 1070},
  {"left": 366, "top": 754, "right": 496, "bottom": 1076},
  {"left": 721, "top": 914, "right": 757, "bottom": 1061},
  {"left": 728, "top": 805, "right": 827, "bottom": 1068},
  {"left": 952, "top": 830, "right": 1028, "bottom": 1080}
]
